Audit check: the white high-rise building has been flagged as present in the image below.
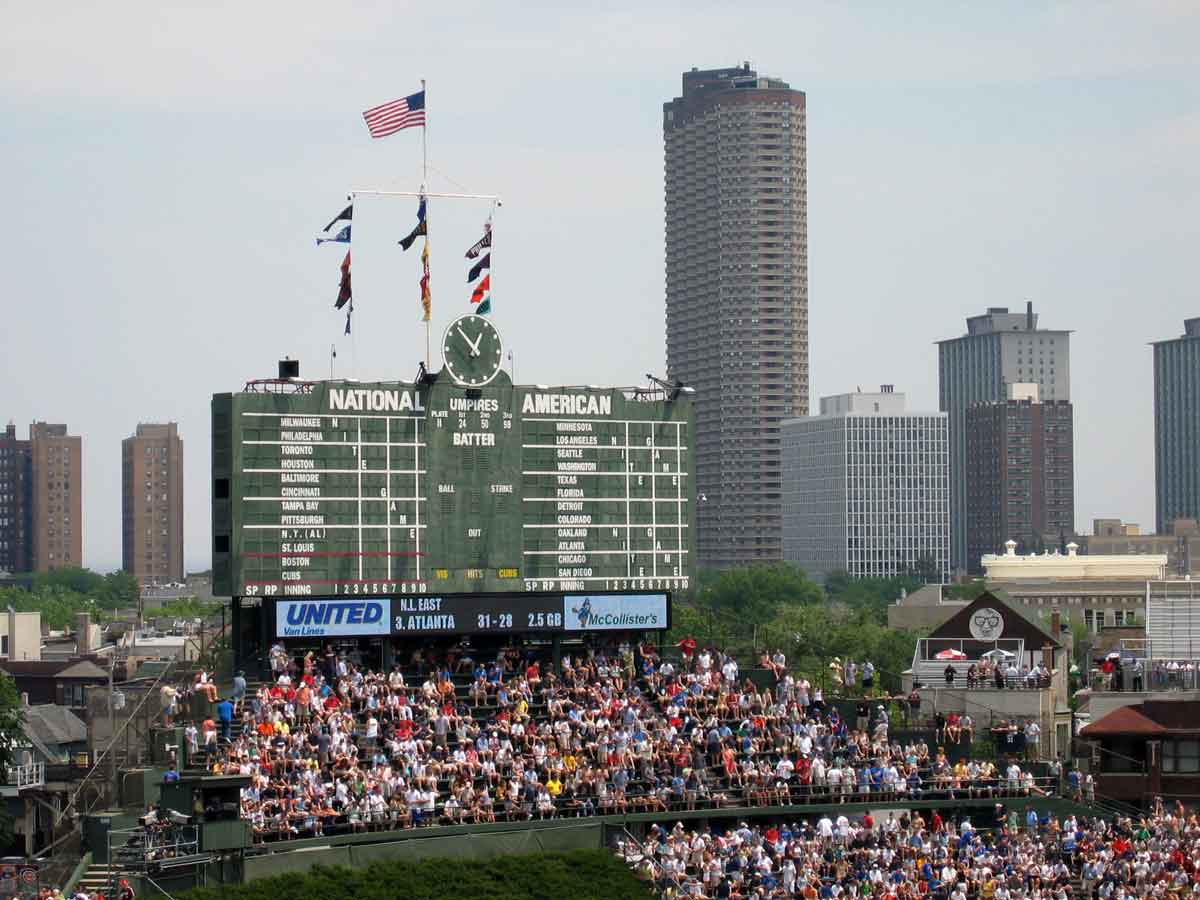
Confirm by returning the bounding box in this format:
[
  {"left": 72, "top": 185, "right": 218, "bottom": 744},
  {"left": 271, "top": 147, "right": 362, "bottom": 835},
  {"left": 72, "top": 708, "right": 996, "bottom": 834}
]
[{"left": 782, "top": 387, "right": 949, "bottom": 583}]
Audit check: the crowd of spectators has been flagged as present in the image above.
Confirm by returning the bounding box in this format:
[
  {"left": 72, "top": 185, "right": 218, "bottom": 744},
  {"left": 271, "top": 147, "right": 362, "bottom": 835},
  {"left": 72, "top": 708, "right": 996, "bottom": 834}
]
[
  {"left": 169, "top": 638, "right": 1048, "bottom": 843},
  {"left": 1092, "top": 657, "right": 1200, "bottom": 694},
  {"left": 620, "top": 803, "right": 1200, "bottom": 899}
]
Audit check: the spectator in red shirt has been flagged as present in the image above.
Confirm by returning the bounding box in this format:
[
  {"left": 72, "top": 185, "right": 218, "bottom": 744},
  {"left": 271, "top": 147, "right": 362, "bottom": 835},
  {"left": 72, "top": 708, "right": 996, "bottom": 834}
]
[{"left": 675, "top": 637, "right": 697, "bottom": 668}]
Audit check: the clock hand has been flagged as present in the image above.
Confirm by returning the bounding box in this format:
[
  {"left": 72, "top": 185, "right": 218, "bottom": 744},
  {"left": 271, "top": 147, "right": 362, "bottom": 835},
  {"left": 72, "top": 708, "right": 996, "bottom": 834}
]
[
  {"left": 467, "top": 330, "right": 484, "bottom": 356},
  {"left": 455, "top": 325, "right": 480, "bottom": 357}
]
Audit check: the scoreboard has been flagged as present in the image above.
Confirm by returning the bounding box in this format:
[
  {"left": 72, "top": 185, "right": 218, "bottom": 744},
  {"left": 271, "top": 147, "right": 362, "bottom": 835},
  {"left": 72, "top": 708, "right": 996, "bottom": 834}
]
[{"left": 212, "top": 373, "right": 695, "bottom": 600}]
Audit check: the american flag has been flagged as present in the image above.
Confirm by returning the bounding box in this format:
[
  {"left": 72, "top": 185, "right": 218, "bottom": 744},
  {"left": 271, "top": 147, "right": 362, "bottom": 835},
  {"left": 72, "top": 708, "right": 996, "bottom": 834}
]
[{"left": 362, "top": 90, "right": 426, "bottom": 139}]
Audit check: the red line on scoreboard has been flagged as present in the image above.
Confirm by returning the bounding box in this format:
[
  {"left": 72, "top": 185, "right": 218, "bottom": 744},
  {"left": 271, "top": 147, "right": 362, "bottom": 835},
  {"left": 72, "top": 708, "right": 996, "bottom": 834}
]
[{"left": 245, "top": 551, "right": 425, "bottom": 558}]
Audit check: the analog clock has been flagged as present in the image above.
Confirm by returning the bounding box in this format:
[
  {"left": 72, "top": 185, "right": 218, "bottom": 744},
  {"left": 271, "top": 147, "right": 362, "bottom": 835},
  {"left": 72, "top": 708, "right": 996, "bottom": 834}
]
[{"left": 442, "top": 314, "right": 504, "bottom": 387}]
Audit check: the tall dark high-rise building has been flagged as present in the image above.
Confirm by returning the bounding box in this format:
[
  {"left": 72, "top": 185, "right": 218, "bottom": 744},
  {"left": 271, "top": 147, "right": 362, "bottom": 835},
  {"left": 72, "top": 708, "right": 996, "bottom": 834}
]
[
  {"left": 937, "top": 304, "right": 1071, "bottom": 571},
  {"left": 0, "top": 423, "right": 31, "bottom": 573},
  {"left": 965, "top": 385, "right": 1075, "bottom": 570},
  {"left": 122, "top": 422, "right": 185, "bottom": 585},
  {"left": 28, "top": 422, "right": 82, "bottom": 571},
  {"left": 663, "top": 63, "right": 808, "bottom": 569},
  {"left": 1154, "top": 318, "right": 1200, "bottom": 532}
]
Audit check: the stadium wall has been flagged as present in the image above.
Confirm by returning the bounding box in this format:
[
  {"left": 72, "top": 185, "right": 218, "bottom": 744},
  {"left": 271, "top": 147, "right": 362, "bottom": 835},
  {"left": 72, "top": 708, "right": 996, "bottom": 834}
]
[{"left": 241, "top": 820, "right": 604, "bottom": 883}]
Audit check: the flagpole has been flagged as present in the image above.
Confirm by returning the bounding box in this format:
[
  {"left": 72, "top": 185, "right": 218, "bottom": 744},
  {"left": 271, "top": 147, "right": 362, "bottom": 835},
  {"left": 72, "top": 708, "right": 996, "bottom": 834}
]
[{"left": 421, "top": 78, "right": 430, "bottom": 370}]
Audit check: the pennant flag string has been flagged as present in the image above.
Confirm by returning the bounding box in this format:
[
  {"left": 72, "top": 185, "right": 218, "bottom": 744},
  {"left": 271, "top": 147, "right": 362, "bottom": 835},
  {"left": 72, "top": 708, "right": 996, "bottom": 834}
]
[{"left": 466, "top": 219, "right": 493, "bottom": 313}]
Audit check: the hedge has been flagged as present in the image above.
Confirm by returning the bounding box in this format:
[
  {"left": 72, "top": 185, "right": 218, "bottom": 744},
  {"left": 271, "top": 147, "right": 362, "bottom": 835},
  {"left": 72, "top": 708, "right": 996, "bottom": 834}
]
[{"left": 179, "top": 849, "right": 651, "bottom": 900}]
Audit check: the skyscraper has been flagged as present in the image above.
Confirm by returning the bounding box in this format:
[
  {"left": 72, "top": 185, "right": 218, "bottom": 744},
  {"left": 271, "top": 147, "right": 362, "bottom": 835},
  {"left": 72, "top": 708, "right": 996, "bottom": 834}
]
[
  {"left": 664, "top": 63, "right": 808, "bottom": 569},
  {"left": 965, "top": 384, "right": 1074, "bottom": 569},
  {"left": 1153, "top": 318, "right": 1200, "bottom": 533},
  {"left": 782, "top": 387, "right": 949, "bottom": 583},
  {"left": 28, "top": 422, "right": 82, "bottom": 571},
  {"left": 122, "top": 422, "right": 185, "bottom": 585},
  {"left": 0, "top": 423, "right": 31, "bottom": 574},
  {"left": 937, "top": 304, "right": 1071, "bottom": 571}
]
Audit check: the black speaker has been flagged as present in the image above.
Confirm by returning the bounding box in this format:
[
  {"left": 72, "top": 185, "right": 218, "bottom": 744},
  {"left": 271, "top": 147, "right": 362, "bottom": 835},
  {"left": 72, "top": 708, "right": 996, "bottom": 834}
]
[{"left": 278, "top": 359, "right": 300, "bottom": 379}]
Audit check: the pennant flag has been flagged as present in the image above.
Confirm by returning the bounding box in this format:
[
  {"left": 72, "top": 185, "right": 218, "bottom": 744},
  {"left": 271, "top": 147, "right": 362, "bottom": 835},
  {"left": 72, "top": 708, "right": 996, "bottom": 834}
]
[
  {"left": 362, "top": 90, "right": 426, "bottom": 139},
  {"left": 316, "top": 225, "right": 351, "bottom": 246},
  {"left": 344, "top": 299, "right": 353, "bottom": 335},
  {"left": 399, "top": 194, "right": 428, "bottom": 250},
  {"left": 322, "top": 203, "right": 353, "bottom": 233},
  {"left": 465, "top": 228, "right": 491, "bottom": 260},
  {"left": 467, "top": 252, "right": 490, "bottom": 282},
  {"left": 470, "top": 274, "right": 491, "bottom": 305},
  {"left": 420, "top": 272, "right": 431, "bottom": 322},
  {"left": 334, "top": 251, "right": 352, "bottom": 310},
  {"left": 476, "top": 297, "right": 492, "bottom": 315},
  {"left": 421, "top": 239, "right": 430, "bottom": 268},
  {"left": 399, "top": 221, "right": 427, "bottom": 250}
]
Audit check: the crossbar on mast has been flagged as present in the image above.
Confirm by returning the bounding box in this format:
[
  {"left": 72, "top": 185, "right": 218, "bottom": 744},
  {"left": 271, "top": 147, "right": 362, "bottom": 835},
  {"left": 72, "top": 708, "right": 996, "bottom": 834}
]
[{"left": 351, "top": 189, "right": 501, "bottom": 202}]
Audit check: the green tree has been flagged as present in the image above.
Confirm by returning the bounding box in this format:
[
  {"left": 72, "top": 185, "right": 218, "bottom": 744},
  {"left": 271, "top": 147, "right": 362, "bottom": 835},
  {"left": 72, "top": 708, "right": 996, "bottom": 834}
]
[
  {"left": 823, "top": 569, "right": 852, "bottom": 597},
  {"left": 0, "top": 674, "right": 25, "bottom": 846},
  {"left": 906, "top": 555, "right": 944, "bottom": 585},
  {"left": 96, "top": 570, "right": 139, "bottom": 610},
  {"left": 0, "top": 586, "right": 111, "bottom": 631},
  {"left": 670, "top": 563, "right": 823, "bottom": 655},
  {"left": 32, "top": 566, "right": 102, "bottom": 596}
]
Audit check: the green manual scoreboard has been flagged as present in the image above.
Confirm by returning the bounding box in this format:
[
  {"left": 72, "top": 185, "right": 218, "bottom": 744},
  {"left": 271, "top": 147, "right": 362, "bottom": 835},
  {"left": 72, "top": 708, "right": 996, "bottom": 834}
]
[{"left": 212, "top": 368, "right": 695, "bottom": 603}]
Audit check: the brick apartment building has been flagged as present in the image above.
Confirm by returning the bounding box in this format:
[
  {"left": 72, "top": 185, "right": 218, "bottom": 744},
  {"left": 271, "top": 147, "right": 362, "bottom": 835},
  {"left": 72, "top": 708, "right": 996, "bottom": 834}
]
[
  {"left": 28, "top": 423, "right": 82, "bottom": 571},
  {"left": 122, "top": 422, "right": 184, "bottom": 585},
  {"left": 965, "top": 383, "right": 1074, "bottom": 571},
  {"left": 0, "top": 424, "right": 31, "bottom": 573}
]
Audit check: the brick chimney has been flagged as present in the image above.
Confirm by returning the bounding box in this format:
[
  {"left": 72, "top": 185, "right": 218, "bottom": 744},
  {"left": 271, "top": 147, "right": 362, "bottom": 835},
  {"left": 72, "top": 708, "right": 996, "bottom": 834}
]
[{"left": 74, "top": 612, "right": 92, "bottom": 656}]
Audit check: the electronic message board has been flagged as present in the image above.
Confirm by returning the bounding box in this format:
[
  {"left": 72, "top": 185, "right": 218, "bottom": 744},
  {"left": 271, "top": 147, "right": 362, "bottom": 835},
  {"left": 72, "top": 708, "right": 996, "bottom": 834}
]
[
  {"left": 212, "top": 373, "right": 695, "bottom": 600},
  {"left": 273, "top": 592, "right": 670, "bottom": 638}
]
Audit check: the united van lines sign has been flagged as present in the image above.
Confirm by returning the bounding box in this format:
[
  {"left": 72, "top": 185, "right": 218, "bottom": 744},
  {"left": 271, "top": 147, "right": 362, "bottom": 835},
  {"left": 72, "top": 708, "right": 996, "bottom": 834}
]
[
  {"left": 276, "top": 599, "right": 391, "bottom": 638},
  {"left": 968, "top": 607, "right": 1005, "bottom": 642}
]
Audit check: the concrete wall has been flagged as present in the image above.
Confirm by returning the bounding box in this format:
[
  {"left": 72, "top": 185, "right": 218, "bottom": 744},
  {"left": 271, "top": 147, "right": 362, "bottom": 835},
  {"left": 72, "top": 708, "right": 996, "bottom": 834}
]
[
  {"left": 0, "top": 610, "right": 41, "bottom": 661},
  {"left": 1084, "top": 689, "right": 1200, "bottom": 724}
]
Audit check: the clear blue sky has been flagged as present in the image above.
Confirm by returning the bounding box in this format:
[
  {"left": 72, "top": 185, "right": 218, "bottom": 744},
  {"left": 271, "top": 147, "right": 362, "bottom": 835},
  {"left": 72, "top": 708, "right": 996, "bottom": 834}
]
[{"left": 2, "top": 1, "right": 1197, "bottom": 571}]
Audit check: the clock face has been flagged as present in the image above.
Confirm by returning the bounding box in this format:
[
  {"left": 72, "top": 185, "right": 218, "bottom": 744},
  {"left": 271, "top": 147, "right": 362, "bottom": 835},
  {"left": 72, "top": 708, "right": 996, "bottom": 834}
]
[{"left": 441, "top": 314, "right": 504, "bottom": 387}]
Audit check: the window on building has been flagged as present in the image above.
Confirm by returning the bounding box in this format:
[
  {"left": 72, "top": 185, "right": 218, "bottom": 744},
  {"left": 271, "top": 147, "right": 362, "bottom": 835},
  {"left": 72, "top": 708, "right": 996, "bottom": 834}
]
[
  {"left": 1163, "top": 740, "right": 1200, "bottom": 773},
  {"left": 62, "top": 683, "right": 87, "bottom": 707},
  {"left": 1083, "top": 609, "right": 1106, "bottom": 634}
]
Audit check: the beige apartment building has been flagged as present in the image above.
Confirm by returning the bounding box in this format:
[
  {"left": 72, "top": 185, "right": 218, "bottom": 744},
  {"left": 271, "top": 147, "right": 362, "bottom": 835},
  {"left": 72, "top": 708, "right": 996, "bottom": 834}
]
[
  {"left": 122, "top": 423, "right": 184, "bottom": 585},
  {"left": 664, "top": 63, "right": 808, "bottom": 568},
  {"left": 1085, "top": 517, "right": 1200, "bottom": 576},
  {"left": 29, "top": 422, "right": 82, "bottom": 571}
]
